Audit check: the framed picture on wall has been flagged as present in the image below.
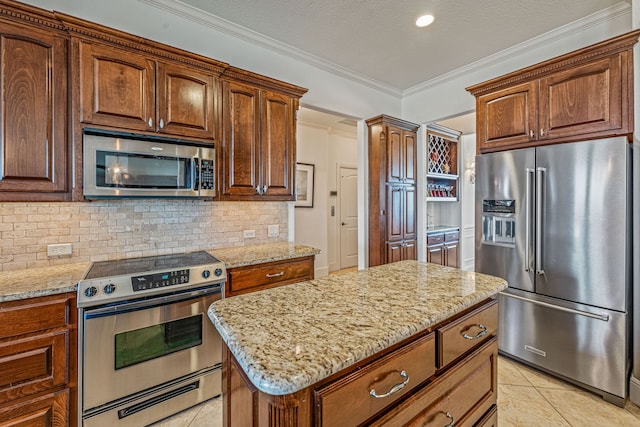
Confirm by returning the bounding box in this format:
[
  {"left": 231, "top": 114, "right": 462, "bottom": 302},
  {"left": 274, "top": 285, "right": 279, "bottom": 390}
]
[{"left": 295, "top": 163, "right": 314, "bottom": 208}]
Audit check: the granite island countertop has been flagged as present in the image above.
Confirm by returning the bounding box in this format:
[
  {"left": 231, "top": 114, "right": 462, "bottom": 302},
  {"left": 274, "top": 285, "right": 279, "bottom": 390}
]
[
  {"left": 207, "top": 260, "right": 507, "bottom": 396},
  {"left": 0, "top": 242, "right": 319, "bottom": 302}
]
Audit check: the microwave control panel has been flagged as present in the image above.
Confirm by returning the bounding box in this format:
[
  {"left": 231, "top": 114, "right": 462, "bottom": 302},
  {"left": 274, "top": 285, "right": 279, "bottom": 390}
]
[{"left": 199, "top": 159, "right": 215, "bottom": 190}]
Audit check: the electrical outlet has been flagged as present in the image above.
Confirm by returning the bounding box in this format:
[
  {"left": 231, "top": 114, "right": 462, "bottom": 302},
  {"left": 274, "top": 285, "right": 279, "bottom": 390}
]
[
  {"left": 243, "top": 229, "right": 256, "bottom": 238},
  {"left": 47, "top": 243, "right": 72, "bottom": 257},
  {"left": 268, "top": 225, "right": 279, "bottom": 237}
]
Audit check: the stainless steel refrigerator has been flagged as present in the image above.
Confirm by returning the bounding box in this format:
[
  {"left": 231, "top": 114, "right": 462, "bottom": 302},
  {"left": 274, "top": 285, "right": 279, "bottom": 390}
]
[{"left": 475, "top": 137, "right": 632, "bottom": 406}]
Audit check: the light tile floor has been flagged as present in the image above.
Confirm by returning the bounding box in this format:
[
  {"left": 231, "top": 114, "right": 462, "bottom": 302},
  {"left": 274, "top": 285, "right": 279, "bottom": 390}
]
[{"left": 154, "top": 356, "right": 640, "bottom": 426}]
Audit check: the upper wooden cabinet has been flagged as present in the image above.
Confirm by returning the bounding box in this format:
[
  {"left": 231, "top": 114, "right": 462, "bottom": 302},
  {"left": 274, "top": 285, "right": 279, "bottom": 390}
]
[
  {"left": 468, "top": 30, "right": 640, "bottom": 154},
  {"left": 219, "top": 70, "right": 307, "bottom": 201},
  {"left": 367, "top": 115, "right": 419, "bottom": 267},
  {"left": 0, "top": 2, "right": 70, "bottom": 201},
  {"left": 78, "top": 40, "right": 217, "bottom": 141}
]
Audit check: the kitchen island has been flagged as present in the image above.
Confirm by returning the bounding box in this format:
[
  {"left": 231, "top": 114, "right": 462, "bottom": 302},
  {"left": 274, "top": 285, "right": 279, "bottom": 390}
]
[{"left": 208, "top": 260, "right": 507, "bottom": 426}]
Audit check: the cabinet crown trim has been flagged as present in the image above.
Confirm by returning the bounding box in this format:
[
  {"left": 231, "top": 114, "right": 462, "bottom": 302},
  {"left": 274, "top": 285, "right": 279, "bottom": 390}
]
[
  {"left": 0, "top": 0, "right": 65, "bottom": 32},
  {"left": 366, "top": 114, "right": 420, "bottom": 131},
  {"left": 221, "top": 67, "right": 308, "bottom": 98},
  {"left": 466, "top": 29, "right": 640, "bottom": 96},
  {"left": 56, "top": 12, "right": 228, "bottom": 74}
]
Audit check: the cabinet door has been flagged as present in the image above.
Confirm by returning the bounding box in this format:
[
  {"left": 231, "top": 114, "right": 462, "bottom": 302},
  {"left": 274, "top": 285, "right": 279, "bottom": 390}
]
[
  {"left": 0, "top": 24, "right": 69, "bottom": 200},
  {"left": 386, "top": 185, "right": 404, "bottom": 242},
  {"left": 539, "top": 56, "right": 624, "bottom": 140},
  {"left": 403, "top": 239, "right": 417, "bottom": 261},
  {"left": 156, "top": 61, "right": 215, "bottom": 140},
  {"left": 444, "top": 241, "right": 459, "bottom": 268},
  {"left": 79, "top": 41, "right": 155, "bottom": 131},
  {"left": 404, "top": 186, "right": 416, "bottom": 240},
  {"left": 220, "top": 80, "right": 261, "bottom": 198},
  {"left": 260, "top": 90, "right": 295, "bottom": 199},
  {"left": 386, "top": 127, "right": 416, "bottom": 184},
  {"left": 386, "top": 241, "right": 404, "bottom": 263},
  {"left": 427, "top": 243, "right": 444, "bottom": 265},
  {"left": 476, "top": 81, "right": 537, "bottom": 153}
]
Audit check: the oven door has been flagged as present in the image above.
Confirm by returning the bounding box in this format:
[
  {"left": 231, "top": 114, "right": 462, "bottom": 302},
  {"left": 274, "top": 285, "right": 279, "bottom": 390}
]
[{"left": 81, "top": 286, "right": 221, "bottom": 411}]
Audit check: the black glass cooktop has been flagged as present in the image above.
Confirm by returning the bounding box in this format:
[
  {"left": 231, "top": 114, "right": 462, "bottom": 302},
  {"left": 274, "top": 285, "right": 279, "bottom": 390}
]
[{"left": 84, "top": 251, "right": 220, "bottom": 280}]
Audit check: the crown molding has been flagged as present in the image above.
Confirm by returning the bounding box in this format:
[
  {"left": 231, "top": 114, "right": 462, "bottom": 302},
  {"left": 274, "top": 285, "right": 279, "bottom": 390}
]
[
  {"left": 403, "top": 1, "right": 632, "bottom": 96},
  {"left": 138, "top": 0, "right": 403, "bottom": 97}
]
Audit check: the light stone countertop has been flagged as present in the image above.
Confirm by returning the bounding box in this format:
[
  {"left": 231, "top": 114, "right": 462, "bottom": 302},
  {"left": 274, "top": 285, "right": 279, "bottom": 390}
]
[
  {"left": 207, "top": 260, "right": 508, "bottom": 396},
  {"left": 0, "top": 242, "right": 319, "bottom": 302},
  {"left": 0, "top": 262, "right": 91, "bottom": 302},
  {"left": 210, "top": 242, "right": 320, "bottom": 269},
  {"left": 427, "top": 225, "right": 460, "bottom": 234}
]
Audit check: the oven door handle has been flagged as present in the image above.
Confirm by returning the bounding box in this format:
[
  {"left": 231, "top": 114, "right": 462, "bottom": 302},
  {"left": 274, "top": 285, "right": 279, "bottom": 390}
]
[{"left": 83, "top": 285, "right": 222, "bottom": 318}]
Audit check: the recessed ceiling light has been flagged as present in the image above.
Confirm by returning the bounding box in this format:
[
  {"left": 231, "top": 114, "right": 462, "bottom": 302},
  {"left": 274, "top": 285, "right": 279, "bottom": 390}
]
[{"left": 416, "top": 14, "right": 434, "bottom": 28}]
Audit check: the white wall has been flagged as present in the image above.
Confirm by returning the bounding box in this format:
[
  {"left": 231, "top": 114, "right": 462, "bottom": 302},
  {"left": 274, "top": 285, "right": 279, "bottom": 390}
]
[
  {"left": 459, "top": 134, "right": 477, "bottom": 271},
  {"left": 295, "top": 121, "right": 357, "bottom": 277}
]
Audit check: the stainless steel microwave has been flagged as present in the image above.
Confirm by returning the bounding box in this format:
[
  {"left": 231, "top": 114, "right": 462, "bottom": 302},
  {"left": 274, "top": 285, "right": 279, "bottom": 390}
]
[{"left": 83, "top": 130, "right": 215, "bottom": 199}]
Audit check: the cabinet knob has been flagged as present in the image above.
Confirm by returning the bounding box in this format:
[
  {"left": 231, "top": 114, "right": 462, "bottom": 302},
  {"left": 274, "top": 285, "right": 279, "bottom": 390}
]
[
  {"left": 148, "top": 117, "right": 153, "bottom": 128},
  {"left": 540, "top": 128, "right": 545, "bottom": 137},
  {"left": 159, "top": 118, "right": 165, "bottom": 129},
  {"left": 529, "top": 129, "right": 534, "bottom": 138},
  {"left": 256, "top": 185, "right": 262, "bottom": 195}
]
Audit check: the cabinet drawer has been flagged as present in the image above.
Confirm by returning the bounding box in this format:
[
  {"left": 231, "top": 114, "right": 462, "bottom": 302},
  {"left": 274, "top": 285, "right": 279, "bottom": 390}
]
[
  {"left": 0, "top": 295, "right": 71, "bottom": 339},
  {"left": 369, "top": 337, "right": 497, "bottom": 427},
  {"left": 427, "top": 233, "right": 444, "bottom": 245},
  {"left": 0, "top": 388, "right": 69, "bottom": 425},
  {"left": 0, "top": 331, "right": 68, "bottom": 403},
  {"left": 315, "top": 333, "right": 436, "bottom": 427},
  {"left": 227, "top": 256, "right": 313, "bottom": 295},
  {"left": 438, "top": 300, "right": 498, "bottom": 368},
  {"left": 476, "top": 405, "right": 498, "bottom": 427},
  {"left": 444, "top": 231, "right": 459, "bottom": 242}
]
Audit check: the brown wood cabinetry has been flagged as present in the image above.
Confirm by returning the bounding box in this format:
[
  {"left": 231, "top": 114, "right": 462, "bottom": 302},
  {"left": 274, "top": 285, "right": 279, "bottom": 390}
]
[
  {"left": 76, "top": 33, "right": 219, "bottom": 141},
  {"left": 427, "top": 230, "right": 459, "bottom": 268},
  {"left": 0, "top": 2, "right": 70, "bottom": 201},
  {"left": 368, "top": 115, "right": 419, "bottom": 267},
  {"left": 468, "top": 30, "right": 640, "bottom": 154},
  {"left": 0, "top": 292, "right": 77, "bottom": 427},
  {"left": 223, "top": 298, "right": 498, "bottom": 426},
  {"left": 219, "top": 71, "right": 306, "bottom": 201},
  {"left": 226, "top": 256, "right": 314, "bottom": 297}
]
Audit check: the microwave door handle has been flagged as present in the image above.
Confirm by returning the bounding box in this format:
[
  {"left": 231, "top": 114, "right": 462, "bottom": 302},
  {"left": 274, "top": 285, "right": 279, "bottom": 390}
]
[
  {"left": 193, "top": 158, "right": 200, "bottom": 192},
  {"left": 535, "top": 167, "right": 545, "bottom": 276}
]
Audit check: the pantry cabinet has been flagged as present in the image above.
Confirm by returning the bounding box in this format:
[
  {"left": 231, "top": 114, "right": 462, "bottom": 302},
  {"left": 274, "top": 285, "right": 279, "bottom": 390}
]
[
  {"left": 219, "top": 70, "right": 307, "bottom": 201},
  {"left": 427, "top": 230, "right": 459, "bottom": 268},
  {"left": 468, "top": 29, "right": 639, "bottom": 153},
  {"left": 368, "top": 115, "right": 419, "bottom": 267},
  {"left": 0, "top": 2, "right": 70, "bottom": 201}
]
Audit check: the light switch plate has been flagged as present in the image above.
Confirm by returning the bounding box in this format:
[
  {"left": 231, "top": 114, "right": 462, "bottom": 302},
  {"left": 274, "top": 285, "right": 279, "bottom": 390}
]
[
  {"left": 47, "top": 243, "right": 72, "bottom": 256},
  {"left": 243, "top": 230, "right": 256, "bottom": 238},
  {"left": 268, "top": 225, "right": 279, "bottom": 237}
]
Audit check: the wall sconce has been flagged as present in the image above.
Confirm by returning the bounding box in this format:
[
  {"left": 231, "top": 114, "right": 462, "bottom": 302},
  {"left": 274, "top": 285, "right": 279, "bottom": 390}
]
[{"left": 465, "top": 161, "right": 476, "bottom": 184}]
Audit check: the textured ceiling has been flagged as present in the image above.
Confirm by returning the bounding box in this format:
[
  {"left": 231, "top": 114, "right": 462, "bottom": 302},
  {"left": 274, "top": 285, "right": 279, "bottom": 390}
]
[{"left": 177, "top": 0, "right": 623, "bottom": 91}]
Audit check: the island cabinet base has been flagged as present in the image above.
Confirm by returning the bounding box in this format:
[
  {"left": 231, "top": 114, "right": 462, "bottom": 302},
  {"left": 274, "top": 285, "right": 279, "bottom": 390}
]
[{"left": 222, "top": 299, "right": 499, "bottom": 427}]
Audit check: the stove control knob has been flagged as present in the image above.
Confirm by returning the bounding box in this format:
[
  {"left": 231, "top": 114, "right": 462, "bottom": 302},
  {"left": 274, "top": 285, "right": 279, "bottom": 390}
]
[
  {"left": 214, "top": 268, "right": 223, "bottom": 277},
  {"left": 202, "top": 270, "right": 211, "bottom": 279},
  {"left": 84, "top": 286, "right": 98, "bottom": 298},
  {"left": 104, "top": 283, "right": 116, "bottom": 294}
]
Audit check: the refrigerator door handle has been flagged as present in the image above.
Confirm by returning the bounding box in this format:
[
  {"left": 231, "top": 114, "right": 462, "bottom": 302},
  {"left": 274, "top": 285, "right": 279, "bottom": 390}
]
[
  {"left": 535, "top": 167, "right": 546, "bottom": 276},
  {"left": 500, "top": 292, "right": 610, "bottom": 321},
  {"left": 525, "top": 168, "right": 535, "bottom": 272}
]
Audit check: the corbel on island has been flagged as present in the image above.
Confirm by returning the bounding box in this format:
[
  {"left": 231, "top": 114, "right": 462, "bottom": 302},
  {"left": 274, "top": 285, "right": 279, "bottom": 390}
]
[{"left": 208, "top": 260, "right": 507, "bottom": 426}]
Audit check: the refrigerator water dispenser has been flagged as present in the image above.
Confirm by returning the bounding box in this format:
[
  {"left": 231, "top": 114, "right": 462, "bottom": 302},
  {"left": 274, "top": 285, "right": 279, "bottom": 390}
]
[{"left": 481, "top": 200, "right": 516, "bottom": 246}]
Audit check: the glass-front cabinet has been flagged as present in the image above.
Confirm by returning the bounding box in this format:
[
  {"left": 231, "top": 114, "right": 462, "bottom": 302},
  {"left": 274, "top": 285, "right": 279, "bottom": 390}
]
[{"left": 427, "top": 124, "right": 461, "bottom": 201}]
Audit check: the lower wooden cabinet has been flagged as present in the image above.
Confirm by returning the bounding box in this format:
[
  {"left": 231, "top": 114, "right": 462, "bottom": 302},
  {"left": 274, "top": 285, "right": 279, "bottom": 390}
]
[
  {"left": 223, "top": 298, "right": 498, "bottom": 426},
  {"left": 0, "top": 293, "right": 77, "bottom": 427},
  {"left": 226, "top": 256, "right": 314, "bottom": 297},
  {"left": 427, "top": 230, "right": 459, "bottom": 268}
]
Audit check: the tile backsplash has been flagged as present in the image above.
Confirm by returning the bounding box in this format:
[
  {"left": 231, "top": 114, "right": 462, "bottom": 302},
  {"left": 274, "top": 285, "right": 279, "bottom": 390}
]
[{"left": 0, "top": 200, "right": 289, "bottom": 271}]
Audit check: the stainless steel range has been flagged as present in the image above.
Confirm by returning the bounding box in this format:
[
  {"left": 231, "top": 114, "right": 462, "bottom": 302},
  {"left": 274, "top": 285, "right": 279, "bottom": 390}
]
[{"left": 77, "top": 251, "right": 226, "bottom": 426}]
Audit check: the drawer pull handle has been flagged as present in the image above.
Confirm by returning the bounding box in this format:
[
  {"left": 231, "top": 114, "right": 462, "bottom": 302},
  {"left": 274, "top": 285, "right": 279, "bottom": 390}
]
[
  {"left": 369, "top": 370, "right": 409, "bottom": 399},
  {"left": 444, "top": 411, "right": 454, "bottom": 427},
  {"left": 265, "top": 271, "right": 285, "bottom": 278},
  {"left": 462, "top": 324, "right": 487, "bottom": 340}
]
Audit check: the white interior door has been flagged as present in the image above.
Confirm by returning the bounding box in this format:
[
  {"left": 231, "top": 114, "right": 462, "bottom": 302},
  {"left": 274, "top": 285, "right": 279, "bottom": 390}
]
[{"left": 339, "top": 166, "right": 358, "bottom": 269}]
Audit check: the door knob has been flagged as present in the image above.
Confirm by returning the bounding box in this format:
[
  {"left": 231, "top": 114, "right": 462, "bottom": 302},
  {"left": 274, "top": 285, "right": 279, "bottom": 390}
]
[{"left": 341, "top": 222, "right": 346, "bottom": 226}]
